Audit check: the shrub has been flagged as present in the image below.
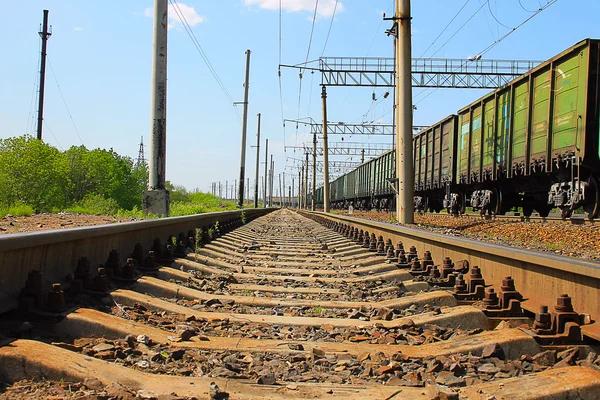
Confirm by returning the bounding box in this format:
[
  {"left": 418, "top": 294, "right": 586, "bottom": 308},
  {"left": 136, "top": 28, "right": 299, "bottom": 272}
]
[{"left": 65, "top": 194, "right": 120, "bottom": 215}]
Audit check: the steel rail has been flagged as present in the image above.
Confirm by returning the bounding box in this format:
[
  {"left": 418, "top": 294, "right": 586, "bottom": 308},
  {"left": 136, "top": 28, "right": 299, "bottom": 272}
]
[
  {"left": 0, "top": 208, "right": 275, "bottom": 313},
  {"left": 300, "top": 210, "right": 600, "bottom": 340}
]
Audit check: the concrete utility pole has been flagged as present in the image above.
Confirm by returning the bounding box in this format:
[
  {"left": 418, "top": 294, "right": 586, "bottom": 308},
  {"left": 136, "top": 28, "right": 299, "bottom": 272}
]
[
  {"left": 36, "top": 10, "right": 52, "bottom": 141},
  {"left": 144, "top": 0, "right": 170, "bottom": 216},
  {"left": 298, "top": 168, "right": 302, "bottom": 210},
  {"left": 322, "top": 86, "right": 330, "bottom": 212},
  {"left": 395, "top": 0, "right": 414, "bottom": 223},
  {"left": 247, "top": 178, "right": 250, "bottom": 203},
  {"left": 283, "top": 173, "right": 286, "bottom": 207},
  {"left": 300, "top": 163, "right": 305, "bottom": 209},
  {"left": 253, "top": 113, "right": 261, "bottom": 208},
  {"left": 226, "top": 180, "right": 228, "bottom": 200},
  {"left": 264, "top": 139, "right": 268, "bottom": 208},
  {"left": 237, "top": 49, "right": 251, "bottom": 208},
  {"left": 279, "top": 174, "right": 283, "bottom": 207},
  {"left": 269, "top": 156, "right": 274, "bottom": 207},
  {"left": 291, "top": 180, "right": 294, "bottom": 207},
  {"left": 304, "top": 153, "right": 309, "bottom": 209},
  {"left": 312, "top": 133, "right": 317, "bottom": 211}
]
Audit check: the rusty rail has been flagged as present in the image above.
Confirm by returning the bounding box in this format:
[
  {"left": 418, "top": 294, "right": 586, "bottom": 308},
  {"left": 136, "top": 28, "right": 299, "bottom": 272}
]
[
  {"left": 0, "top": 208, "right": 275, "bottom": 313},
  {"left": 300, "top": 211, "right": 600, "bottom": 341}
]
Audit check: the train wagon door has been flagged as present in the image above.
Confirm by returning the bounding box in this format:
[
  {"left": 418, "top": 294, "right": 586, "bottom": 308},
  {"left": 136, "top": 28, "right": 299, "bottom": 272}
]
[
  {"left": 470, "top": 106, "right": 483, "bottom": 182},
  {"left": 426, "top": 129, "right": 433, "bottom": 189},
  {"left": 457, "top": 112, "right": 471, "bottom": 183},
  {"left": 420, "top": 135, "right": 427, "bottom": 190},
  {"left": 441, "top": 119, "right": 454, "bottom": 184},
  {"left": 552, "top": 50, "right": 586, "bottom": 158},
  {"left": 433, "top": 125, "right": 442, "bottom": 188},
  {"left": 530, "top": 67, "right": 551, "bottom": 171},
  {"left": 482, "top": 99, "right": 495, "bottom": 180},
  {"left": 495, "top": 90, "right": 512, "bottom": 178},
  {"left": 512, "top": 81, "right": 530, "bottom": 176}
]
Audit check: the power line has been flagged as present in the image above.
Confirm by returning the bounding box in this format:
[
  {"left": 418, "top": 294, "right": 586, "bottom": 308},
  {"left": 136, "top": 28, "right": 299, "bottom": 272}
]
[
  {"left": 278, "top": 0, "right": 286, "bottom": 151},
  {"left": 518, "top": 0, "right": 537, "bottom": 12},
  {"left": 479, "top": 0, "right": 498, "bottom": 41},
  {"left": 418, "top": 0, "right": 470, "bottom": 59},
  {"left": 487, "top": 0, "right": 512, "bottom": 30},
  {"left": 320, "top": 0, "right": 339, "bottom": 57},
  {"left": 296, "top": 0, "right": 319, "bottom": 122},
  {"left": 47, "top": 56, "right": 85, "bottom": 146},
  {"left": 337, "top": 0, "right": 394, "bottom": 114},
  {"left": 414, "top": 0, "right": 557, "bottom": 107},
  {"left": 43, "top": 120, "right": 63, "bottom": 150},
  {"left": 279, "top": 0, "right": 282, "bottom": 66},
  {"left": 427, "top": 0, "right": 489, "bottom": 60},
  {"left": 169, "top": 0, "right": 240, "bottom": 121},
  {"left": 292, "top": 0, "right": 320, "bottom": 162},
  {"left": 26, "top": 56, "right": 40, "bottom": 136},
  {"left": 413, "top": 0, "right": 490, "bottom": 103},
  {"left": 478, "top": 0, "right": 558, "bottom": 56}
]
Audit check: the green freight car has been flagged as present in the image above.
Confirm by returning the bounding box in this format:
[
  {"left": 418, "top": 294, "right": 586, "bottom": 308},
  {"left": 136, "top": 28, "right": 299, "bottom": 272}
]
[
  {"left": 319, "top": 39, "right": 600, "bottom": 219},
  {"left": 413, "top": 115, "right": 458, "bottom": 213},
  {"left": 448, "top": 38, "right": 600, "bottom": 218},
  {"left": 329, "top": 149, "right": 396, "bottom": 210}
]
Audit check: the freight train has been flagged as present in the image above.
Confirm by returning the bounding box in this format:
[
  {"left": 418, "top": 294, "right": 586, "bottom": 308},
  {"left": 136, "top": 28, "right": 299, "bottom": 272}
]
[{"left": 314, "top": 39, "right": 600, "bottom": 219}]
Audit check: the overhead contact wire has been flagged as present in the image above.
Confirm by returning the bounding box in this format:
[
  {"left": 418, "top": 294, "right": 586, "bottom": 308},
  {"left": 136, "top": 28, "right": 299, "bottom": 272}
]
[
  {"left": 169, "top": 0, "right": 240, "bottom": 121},
  {"left": 47, "top": 56, "right": 85, "bottom": 146}
]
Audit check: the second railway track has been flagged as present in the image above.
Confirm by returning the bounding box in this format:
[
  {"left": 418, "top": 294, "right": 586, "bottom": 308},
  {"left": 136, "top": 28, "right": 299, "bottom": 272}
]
[{"left": 1, "top": 208, "right": 600, "bottom": 399}]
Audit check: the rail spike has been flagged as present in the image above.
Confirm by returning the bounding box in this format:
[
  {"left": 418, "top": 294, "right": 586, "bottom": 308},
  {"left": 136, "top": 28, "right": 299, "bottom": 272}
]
[
  {"left": 356, "top": 230, "right": 364, "bottom": 244},
  {"left": 376, "top": 239, "right": 386, "bottom": 255},
  {"left": 483, "top": 276, "right": 526, "bottom": 317},
  {"left": 530, "top": 294, "right": 585, "bottom": 345},
  {"left": 368, "top": 234, "right": 378, "bottom": 252},
  {"left": 47, "top": 283, "right": 66, "bottom": 313},
  {"left": 362, "top": 231, "right": 370, "bottom": 248}
]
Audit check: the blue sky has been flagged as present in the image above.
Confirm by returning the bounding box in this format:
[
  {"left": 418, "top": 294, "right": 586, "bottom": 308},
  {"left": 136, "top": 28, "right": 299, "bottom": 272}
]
[{"left": 2, "top": 0, "right": 599, "bottom": 197}]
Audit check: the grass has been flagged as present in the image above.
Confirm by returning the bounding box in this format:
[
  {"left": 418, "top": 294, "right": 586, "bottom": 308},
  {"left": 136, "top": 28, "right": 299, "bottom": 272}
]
[
  {"left": 1, "top": 192, "right": 243, "bottom": 220},
  {"left": 0, "top": 204, "right": 34, "bottom": 217},
  {"left": 312, "top": 305, "right": 324, "bottom": 315},
  {"left": 170, "top": 192, "right": 239, "bottom": 217},
  {"left": 63, "top": 194, "right": 153, "bottom": 219}
]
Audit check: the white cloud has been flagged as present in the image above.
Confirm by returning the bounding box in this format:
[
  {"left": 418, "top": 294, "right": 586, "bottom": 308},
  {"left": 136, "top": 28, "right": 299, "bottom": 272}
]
[
  {"left": 144, "top": 3, "right": 204, "bottom": 30},
  {"left": 243, "top": 0, "right": 343, "bottom": 18},
  {"left": 73, "top": 27, "right": 83, "bottom": 32}
]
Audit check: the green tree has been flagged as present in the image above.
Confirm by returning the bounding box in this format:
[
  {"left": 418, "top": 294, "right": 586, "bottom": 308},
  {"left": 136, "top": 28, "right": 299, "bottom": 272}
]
[
  {"left": 0, "top": 136, "right": 67, "bottom": 211},
  {"left": 165, "top": 181, "right": 190, "bottom": 203}
]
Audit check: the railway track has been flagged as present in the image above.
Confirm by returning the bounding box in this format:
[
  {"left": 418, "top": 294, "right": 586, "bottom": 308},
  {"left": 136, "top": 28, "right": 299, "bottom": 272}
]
[{"left": 1, "top": 209, "right": 600, "bottom": 399}]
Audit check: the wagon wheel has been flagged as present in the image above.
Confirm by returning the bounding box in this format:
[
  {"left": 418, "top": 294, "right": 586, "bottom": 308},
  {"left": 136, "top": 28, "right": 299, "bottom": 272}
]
[
  {"left": 481, "top": 188, "right": 503, "bottom": 216},
  {"left": 536, "top": 204, "right": 552, "bottom": 218},
  {"left": 522, "top": 205, "right": 534, "bottom": 218},
  {"left": 492, "top": 188, "right": 504, "bottom": 215},
  {"left": 584, "top": 175, "right": 600, "bottom": 220},
  {"left": 560, "top": 206, "right": 573, "bottom": 219},
  {"left": 458, "top": 192, "right": 467, "bottom": 215}
]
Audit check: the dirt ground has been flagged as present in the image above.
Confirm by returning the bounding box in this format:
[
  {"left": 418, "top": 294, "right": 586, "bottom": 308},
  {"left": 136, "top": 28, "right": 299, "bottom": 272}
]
[
  {"left": 335, "top": 210, "right": 600, "bottom": 260},
  {"left": 0, "top": 213, "right": 134, "bottom": 235}
]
